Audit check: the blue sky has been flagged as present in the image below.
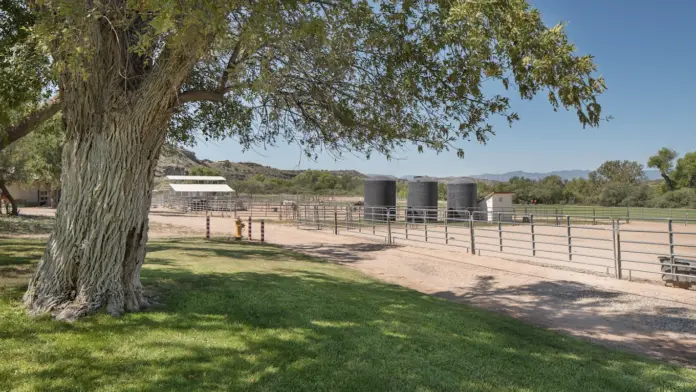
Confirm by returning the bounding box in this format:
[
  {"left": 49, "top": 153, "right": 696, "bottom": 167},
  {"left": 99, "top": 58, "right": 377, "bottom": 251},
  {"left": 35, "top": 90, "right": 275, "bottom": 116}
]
[{"left": 193, "top": 0, "right": 696, "bottom": 177}]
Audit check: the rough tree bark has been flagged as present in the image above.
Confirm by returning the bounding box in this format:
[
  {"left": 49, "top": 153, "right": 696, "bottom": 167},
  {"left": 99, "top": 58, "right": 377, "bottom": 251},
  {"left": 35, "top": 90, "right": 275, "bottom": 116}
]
[
  {"left": 0, "top": 180, "right": 19, "bottom": 216},
  {"left": 23, "top": 13, "right": 202, "bottom": 320}
]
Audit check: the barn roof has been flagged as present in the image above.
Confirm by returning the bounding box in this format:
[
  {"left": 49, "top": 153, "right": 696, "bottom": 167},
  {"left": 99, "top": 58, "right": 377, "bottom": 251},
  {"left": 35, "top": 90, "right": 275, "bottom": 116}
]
[
  {"left": 168, "top": 183, "right": 234, "bottom": 193},
  {"left": 165, "top": 175, "right": 227, "bottom": 182}
]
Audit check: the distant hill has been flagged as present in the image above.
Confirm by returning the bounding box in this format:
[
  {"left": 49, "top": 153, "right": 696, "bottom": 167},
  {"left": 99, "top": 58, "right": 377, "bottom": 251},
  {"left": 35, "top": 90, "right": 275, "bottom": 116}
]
[
  {"left": 470, "top": 170, "right": 662, "bottom": 182},
  {"left": 157, "top": 147, "right": 366, "bottom": 181},
  {"left": 158, "top": 148, "right": 663, "bottom": 184}
]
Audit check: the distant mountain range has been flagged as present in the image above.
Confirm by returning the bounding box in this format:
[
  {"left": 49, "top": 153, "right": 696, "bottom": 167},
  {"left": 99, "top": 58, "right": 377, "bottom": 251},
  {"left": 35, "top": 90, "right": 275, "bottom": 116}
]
[
  {"left": 400, "top": 170, "right": 663, "bottom": 182},
  {"left": 470, "top": 170, "right": 662, "bottom": 182}
]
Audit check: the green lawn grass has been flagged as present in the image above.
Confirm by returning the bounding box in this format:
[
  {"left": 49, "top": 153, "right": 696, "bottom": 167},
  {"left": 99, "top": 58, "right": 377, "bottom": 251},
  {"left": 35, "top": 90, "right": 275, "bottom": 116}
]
[{"left": 1, "top": 239, "right": 695, "bottom": 391}]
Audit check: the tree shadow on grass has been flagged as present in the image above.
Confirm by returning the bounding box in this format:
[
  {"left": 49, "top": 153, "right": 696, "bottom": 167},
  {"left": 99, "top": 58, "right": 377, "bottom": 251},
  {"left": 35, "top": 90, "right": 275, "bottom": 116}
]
[
  {"left": 0, "top": 214, "right": 55, "bottom": 235},
  {"left": 147, "top": 239, "right": 326, "bottom": 264},
  {"left": 282, "top": 242, "right": 396, "bottom": 263},
  {"left": 2, "top": 263, "right": 695, "bottom": 390},
  {"left": 1, "top": 239, "right": 695, "bottom": 391}
]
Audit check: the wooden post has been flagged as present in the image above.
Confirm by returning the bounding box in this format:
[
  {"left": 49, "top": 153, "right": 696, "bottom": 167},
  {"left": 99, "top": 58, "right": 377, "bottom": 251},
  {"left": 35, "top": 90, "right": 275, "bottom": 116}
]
[
  {"left": 248, "top": 216, "right": 252, "bottom": 241},
  {"left": 334, "top": 208, "right": 338, "bottom": 235},
  {"left": 498, "top": 219, "right": 503, "bottom": 252},
  {"left": 261, "top": 219, "right": 265, "bottom": 243},
  {"left": 206, "top": 216, "right": 210, "bottom": 239}
]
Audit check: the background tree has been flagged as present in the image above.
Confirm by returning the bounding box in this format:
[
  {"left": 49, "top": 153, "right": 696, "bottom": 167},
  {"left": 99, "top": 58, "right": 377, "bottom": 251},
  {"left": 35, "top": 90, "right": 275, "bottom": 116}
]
[
  {"left": 24, "top": 117, "right": 64, "bottom": 207},
  {"left": 189, "top": 166, "right": 221, "bottom": 177},
  {"left": 11, "top": 0, "right": 606, "bottom": 320},
  {"left": 589, "top": 160, "right": 646, "bottom": 185},
  {"left": 0, "top": 141, "right": 30, "bottom": 215},
  {"left": 674, "top": 152, "right": 696, "bottom": 189},
  {"left": 647, "top": 147, "right": 677, "bottom": 191},
  {"left": 0, "top": 0, "right": 55, "bottom": 150}
]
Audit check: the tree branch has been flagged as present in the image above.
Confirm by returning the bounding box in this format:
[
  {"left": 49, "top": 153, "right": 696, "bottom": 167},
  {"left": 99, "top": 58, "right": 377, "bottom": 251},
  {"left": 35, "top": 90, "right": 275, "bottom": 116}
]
[
  {"left": 176, "top": 87, "right": 236, "bottom": 105},
  {"left": 0, "top": 95, "right": 62, "bottom": 152},
  {"left": 219, "top": 41, "right": 243, "bottom": 91}
]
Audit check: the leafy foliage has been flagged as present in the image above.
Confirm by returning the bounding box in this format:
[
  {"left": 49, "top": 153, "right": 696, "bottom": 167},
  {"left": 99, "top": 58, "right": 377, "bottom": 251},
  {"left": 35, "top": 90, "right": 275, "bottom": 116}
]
[
  {"left": 189, "top": 166, "right": 221, "bottom": 177},
  {"left": 647, "top": 147, "right": 678, "bottom": 190},
  {"left": 231, "top": 169, "right": 363, "bottom": 196},
  {"left": 22, "top": 0, "right": 605, "bottom": 159},
  {"left": 0, "top": 0, "right": 50, "bottom": 127}
]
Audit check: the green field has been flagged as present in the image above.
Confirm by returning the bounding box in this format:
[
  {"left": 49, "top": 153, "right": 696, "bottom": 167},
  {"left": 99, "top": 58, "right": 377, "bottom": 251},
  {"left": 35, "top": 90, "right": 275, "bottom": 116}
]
[{"left": 2, "top": 239, "right": 696, "bottom": 391}]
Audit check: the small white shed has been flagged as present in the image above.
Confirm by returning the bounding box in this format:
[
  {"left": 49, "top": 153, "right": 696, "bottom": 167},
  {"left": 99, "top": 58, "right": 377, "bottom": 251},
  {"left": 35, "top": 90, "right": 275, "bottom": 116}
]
[{"left": 476, "top": 192, "right": 515, "bottom": 222}]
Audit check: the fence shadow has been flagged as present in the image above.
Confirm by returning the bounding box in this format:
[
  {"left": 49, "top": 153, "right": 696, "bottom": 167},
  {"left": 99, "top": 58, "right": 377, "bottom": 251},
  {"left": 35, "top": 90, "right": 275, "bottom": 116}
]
[
  {"left": 282, "top": 242, "right": 396, "bottom": 263},
  {"left": 432, "top": 275, "right": 696, "bottom": 366}
]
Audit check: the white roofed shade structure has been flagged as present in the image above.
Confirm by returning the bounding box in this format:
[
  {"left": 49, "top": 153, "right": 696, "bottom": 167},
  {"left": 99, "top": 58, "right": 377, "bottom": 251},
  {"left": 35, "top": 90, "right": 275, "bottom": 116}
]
[
  {"left": 165, "top": 175, "right": 227, "bottom": 182},
  {"left": 168, "top": 183, "right": 234, "bottom": 193}
]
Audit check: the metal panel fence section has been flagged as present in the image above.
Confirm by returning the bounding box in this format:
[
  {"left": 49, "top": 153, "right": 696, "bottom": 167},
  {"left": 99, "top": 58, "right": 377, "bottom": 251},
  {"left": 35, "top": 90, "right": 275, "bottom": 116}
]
[
  {"left": 151, "top": 193, "right": 328, "bottom": 219},
  {"left": 511, "top": 204, "right": 696, "bottom": 222},
  {"left": 295, "top": 204, "right": 696, "bottom": 285}
]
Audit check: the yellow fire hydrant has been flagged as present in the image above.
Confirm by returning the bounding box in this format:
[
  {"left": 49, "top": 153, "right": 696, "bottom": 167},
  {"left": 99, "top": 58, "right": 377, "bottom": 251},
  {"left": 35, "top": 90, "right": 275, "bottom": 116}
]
[{"left": 234, "top": 217, "right": 245, "bottom": 240}]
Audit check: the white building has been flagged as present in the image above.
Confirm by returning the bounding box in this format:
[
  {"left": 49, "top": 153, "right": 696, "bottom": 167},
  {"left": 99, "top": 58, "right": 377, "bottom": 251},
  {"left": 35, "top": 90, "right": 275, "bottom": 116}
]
[
  {"left": 476, "top": 192, "right": 515, "bottom": 222},
  {"left": 154, "top": 175, "right": 235, "bottom": 212},
  {"left": 5, "top": 184, "right": 51, "bottom": 207}
]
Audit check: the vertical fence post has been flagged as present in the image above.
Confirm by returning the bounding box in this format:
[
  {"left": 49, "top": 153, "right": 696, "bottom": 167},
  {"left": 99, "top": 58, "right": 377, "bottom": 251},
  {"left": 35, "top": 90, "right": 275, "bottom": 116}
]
[
  {"left": 387, "top": 208, "right": 392, "bottom": 244},
  {"left": 345, "top": 205, "right": 349, "bottom": 231},
  {"left": 626, "top": 207, "right": 630, "bottom": 224},
  {"left": 248, "top": 217, "right": 252, "bottom": 241},
  {"left": 206, "top": 215, "right": 210, "bottom": 239},
  {"left": 530, "top": 214, "right": 536, "bottom": 256},
  {"left": 334, "top": 208, "right": 338, "bottom": 235},
  {"left": 612, "top": 218, "right": 622, "bottom": 279},
  {"left": 593, "top": 207, "right": 597, "bottom": 225},
  {"left": 566, "top": 215, "right": 572, "bottom": 261},
  {"left": 359, "top": 206, "right": 362, "bottom": 233},
  {"left": 555, "top": 208, "right": 559, "bottom": 226},
  {"left": 498, "top": 219, "right": 503, "bottom": 252},
  {"left": 470, "top": 214, "right": 476, "bottom": 255},
  {"left": 668, "top": 219, "right": 675, "bottom": 279},
  {"left": 617, "top": 219, "right": 624, "bottom": 279},
  {"left": 260, "top": 219, "right": 265, "bottom": 243},
  {"left": 445, "top": 211, "right": 448, "bottom": 245},
  {"left": 425, "top": 208, "right": 428, "bottom": 242},
  {"left": 405, "top": 220, "right": 409, "bottom": 240}
]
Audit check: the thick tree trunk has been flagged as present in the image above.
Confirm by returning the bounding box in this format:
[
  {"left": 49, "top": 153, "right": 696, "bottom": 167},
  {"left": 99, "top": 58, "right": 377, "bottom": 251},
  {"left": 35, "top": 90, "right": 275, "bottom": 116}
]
[
  {"left": 23, "top": 110, "right": 168, "bottom": 321},
  {"left": 22, "top": 6, "right": 205, "bottom": 320},
  {"left": 0, "top": 181, "right": 19, "bottom": 216},
  {"left": 662, "top": 173, "right": 675, "bottom": 191}
]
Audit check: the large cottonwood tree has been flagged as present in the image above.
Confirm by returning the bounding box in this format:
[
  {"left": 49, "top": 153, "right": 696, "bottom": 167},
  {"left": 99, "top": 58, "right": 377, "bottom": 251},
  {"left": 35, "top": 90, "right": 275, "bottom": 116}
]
[{"left": 4, "top": 0, "right": 606, "bottom": 320}]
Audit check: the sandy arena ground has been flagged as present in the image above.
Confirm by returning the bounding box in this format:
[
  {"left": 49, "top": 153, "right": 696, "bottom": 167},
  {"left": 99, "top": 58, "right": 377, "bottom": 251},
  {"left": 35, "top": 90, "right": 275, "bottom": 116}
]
[{"left": 13, "top": 208, "right": 696, "bottom": 366}]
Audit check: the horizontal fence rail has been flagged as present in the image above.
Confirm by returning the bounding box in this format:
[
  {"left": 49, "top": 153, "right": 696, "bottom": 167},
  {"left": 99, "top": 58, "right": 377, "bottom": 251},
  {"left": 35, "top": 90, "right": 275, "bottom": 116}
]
[{"left": 296, "top": 204, "right": 696, "bottom": 286}]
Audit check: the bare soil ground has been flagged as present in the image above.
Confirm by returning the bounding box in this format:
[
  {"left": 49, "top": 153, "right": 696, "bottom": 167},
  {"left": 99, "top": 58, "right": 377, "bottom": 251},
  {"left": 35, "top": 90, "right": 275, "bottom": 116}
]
[{"left": 14, "top": 208, "right": 696, "bottom": 367}]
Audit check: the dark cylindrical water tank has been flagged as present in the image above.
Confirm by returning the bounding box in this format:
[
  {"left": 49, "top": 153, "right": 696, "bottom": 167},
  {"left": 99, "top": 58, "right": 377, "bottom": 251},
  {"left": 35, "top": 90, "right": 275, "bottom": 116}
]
[
  {"left": 363, "top": 175, "right": 396, "bottom": 221},
  {"left": 406, "top": 178, "right": 439, "bottom": 222},
  {"left": 447, "top": 178, "right": 478, "bottom": 219}
]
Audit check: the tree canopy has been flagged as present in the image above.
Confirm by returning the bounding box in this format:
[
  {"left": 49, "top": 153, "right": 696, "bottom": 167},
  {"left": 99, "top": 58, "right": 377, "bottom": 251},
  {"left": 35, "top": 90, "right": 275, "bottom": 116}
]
[
  {"left": 648, "top": 147, "right": 677, "bottom": 191},
  {"left": 4, "top": 0, "right": 605, "bottom": 157}
]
